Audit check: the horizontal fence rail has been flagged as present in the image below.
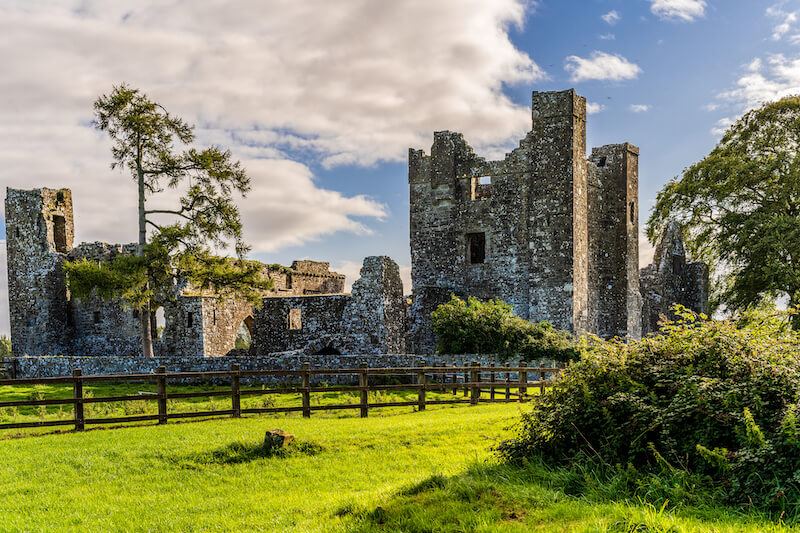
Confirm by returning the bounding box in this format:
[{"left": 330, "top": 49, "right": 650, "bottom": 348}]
[{"left": 0, "top": 361, "right": 562, "bottom": 432}]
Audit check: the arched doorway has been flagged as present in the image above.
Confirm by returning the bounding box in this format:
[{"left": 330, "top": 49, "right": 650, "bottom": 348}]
[
  {"left": 235, "top": 316, "right": 254, "bottom": 350},
  {"left": 312, "top": 345, "right": 341, "bottom": 356}
]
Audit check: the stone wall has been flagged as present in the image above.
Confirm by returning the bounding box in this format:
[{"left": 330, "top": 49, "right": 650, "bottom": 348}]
[
  {"left": 407, "top": 89, "right": 646, "bottom": 352},
  {"left": 6, "top": 354, "right": 561, "bottom": 384},
  {"left": 640, "top": 221, "right": 710, "bottom": 334}
]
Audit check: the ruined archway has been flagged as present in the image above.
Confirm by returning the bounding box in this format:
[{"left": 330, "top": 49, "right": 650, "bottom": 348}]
[
  {"left": 234, "top": 315, "right": 254, "bottom": 350},
  {"left": 312, "top": 345, "right": 341, "bottom": 356}
]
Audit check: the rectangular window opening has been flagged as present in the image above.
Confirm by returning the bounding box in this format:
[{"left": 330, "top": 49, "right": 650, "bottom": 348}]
[
  {"left": 287, "top": 308, "right": 302, "bottom": 330},
  {"left": 597, "top": 156, "right": 607, "bottom": 167},
  {"left": 53, "top": 215, "right": 67, "bottom": 253},
  {"left": 92, "top": 311, "right": 101, "bottom": 325},
  {"left": 467, "top": 232, "right": 486, "bottom": 264},
  {"left": 471, "top": 176, "right": 493, "bottom": 200},
  {"left": 187, "top": 312, "right": 194, "bottom": 329}
]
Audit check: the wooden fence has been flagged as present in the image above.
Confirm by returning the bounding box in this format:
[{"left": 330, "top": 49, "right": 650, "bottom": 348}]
[{"left": 0, "top": 361, "right": 561, "bottom": 432}]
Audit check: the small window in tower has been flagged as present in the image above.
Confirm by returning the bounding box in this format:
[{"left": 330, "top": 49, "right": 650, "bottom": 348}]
[
  {"left": 672, "top": 255, "right": 682, "bottom": 276},
  {"left": 133, "top": 309, "right": 139, "bottom": 319},
  {"left": 93, "top": 311, "right": 101, "bottom": 325},
  {"left": 598, "top": 156, "right": 607, "bottom": 167},
  {"left": 187, "top": 312, "right": 194, "bottom": 329},
  {"left": 213, "top": 309, "right": 217, "bottom": 325},
  {"left": 467, "top": 232, "right": 486, "bottom": 264},
  {"left": 629, "top": 201, "right": 635, "bottom": 225},
  {"left": 287, "top": 308, "right": 302, "bottom": 330},
  {"left": 15, "top": 227, "right": 19, "bottom": 239},
  {"left": 53, "top": 215, "right": 67, "bottom": 253},
  {"left": 286, "top": 273, "right": 293, "bottom": 290},
  {"left": 471, "top": 176, "right": 493, "bottom": 200},
  {"left": 56, "top": 191, "right": 64, "bottom": 204}
]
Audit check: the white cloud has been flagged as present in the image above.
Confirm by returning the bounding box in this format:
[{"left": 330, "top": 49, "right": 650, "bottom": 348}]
[
  {"left": 649, "top": 0, "right": 706, "bottom": 22},
  {"left": 602, "top": 10, "right": 620, "bottom": 25},
  {"left": 710, "top": 117, "right": 734, "bottom": 136},
  {"left": 718, "top": 54, "right": 800, "bottom": 110},
  {"left": 629, "top": 104, "right": 651, "bottom": 112},
  {"left": 0, "top": 0, "right": 542, "bottom": 249},
  {"left": 564, "top": 51, "right": 642, "bottom": 82},
  {"left": 599, "top": 33, "right": 616, "bottom": 40},
  {"left": 767, "top": 6, "right": 799, "bottom": 40},
  {"left": 703, "top": 103, "right": 719, "bottom": 111},
  {"left": 586, "top": 102, "right": 606, "bottom": 114}
]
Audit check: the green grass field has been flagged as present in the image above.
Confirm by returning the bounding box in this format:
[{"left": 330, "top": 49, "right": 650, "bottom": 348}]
[{"left": 0, "top": 398, "right": 796, "bottom": 532}]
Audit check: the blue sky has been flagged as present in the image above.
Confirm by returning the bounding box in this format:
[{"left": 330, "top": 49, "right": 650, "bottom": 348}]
[{"left": 2, "top": 1, "right": 800, "bottom": 335}]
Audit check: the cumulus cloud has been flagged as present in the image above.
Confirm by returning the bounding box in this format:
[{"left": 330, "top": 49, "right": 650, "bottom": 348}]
[
  {"left": 599, "top": 33, "right": 616, "bottom": 40},
  {"left": 629, "top": 104, "right": 651, "bottom": 112},
  {"left": 649, "top": 0, "right": 706, "bottom": 22},
  {"left": 767, "top": 6, "right": 799, "bottom": 40},
  {"left": 711, "top": 117, "right": 734, "bottom": 136},
  {"left": 586, "top": 102, "right": 606, "bottom": 114},
  {"left": 718, "top": 54, "right": 800, "bottom": 110},
  {"left": 0, "top": 0, "right": 543, "bottom": 248},
  {"left": 565, "top": 51, "right": 641, "bottom": 82},
  {"left": 602, "top": 10, "right": 620, "bottom": 25}
]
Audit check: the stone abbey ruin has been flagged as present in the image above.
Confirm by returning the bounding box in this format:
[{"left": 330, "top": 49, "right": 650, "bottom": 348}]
[{"left": 5, "top": 89, "right": 708, "bottom": 358}]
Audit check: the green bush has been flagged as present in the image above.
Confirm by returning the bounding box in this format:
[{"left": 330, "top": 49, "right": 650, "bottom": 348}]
[
  {"left": 431, "top": 295, "right": 577, "bottom": 361},
  {"left": 499, "top": 307, "right": 800, "bottom": 514},
  {"left": 0, "top": 335, "right": 10, "bottom": 359}
]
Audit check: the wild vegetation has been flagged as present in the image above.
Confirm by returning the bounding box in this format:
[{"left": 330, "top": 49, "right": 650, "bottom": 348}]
[
  {"left": 431, "top": 294, "right": 578, "bottom": 361},
  {"left": 500, "top": 307, "right": 800, "bottom": 520},
  {"left": 0, "top": 335, "right": 10, "bottom": 359}
]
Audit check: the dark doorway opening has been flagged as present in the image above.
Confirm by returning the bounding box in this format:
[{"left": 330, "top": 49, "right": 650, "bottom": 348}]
[
  {"left": 313, "top": 345, "right": 341, "bottom": 355},
  {"left": 53, "top": 215, "right": 67, "bottom": 253}
]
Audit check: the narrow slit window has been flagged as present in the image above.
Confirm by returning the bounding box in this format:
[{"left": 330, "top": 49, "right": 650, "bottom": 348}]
[
  {"left": 187, "top": 312, "right": 193, "bottom": 329},
  {"left": 53, "top": 215, "right": 67, "bottom": 253},
  {"left": 629, "top": 201, "right": 635, "bottom": 225},
  {"left": 467, "top": 232, "right": 486, "bottom": 264},
  {"left": 93, "top": 311, "right": 101, "bottom": 325},
  {"left": 597, "top": 156, "right": 607, "bottom": 167},
  {"left": 287, "top": 308, "right": 302, "bottom": 330}
]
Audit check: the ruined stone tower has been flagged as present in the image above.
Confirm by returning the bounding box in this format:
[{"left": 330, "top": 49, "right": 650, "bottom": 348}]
[
  {"left": 5, "top": 188, "right": 74, "bottom": 357},
  {"left": 407, "top": 89, "right": 643, "bottom": 352}
]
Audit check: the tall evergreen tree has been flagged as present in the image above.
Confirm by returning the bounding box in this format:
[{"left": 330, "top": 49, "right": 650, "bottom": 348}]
[{"left": 65, "top": 84, "right": 271, "bottom": 357}]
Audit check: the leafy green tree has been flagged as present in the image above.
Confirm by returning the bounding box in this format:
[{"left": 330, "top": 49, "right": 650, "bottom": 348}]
[
  {"left": 65, "top": 84, "right": 271, "bottom": 357},
  {"left": 648, "top": 96, "right": 800, "bottom": 325},
  {"left": 0, "top": 335, "right": 11, "bottom": 359},
  {"left": 431, "top": 295, "right": 577, "bottom": 361}
]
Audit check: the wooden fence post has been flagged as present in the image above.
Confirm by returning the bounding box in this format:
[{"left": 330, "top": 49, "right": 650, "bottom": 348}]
[
  {"left": 231, "top": 363, "right": 241, "bottom": 418},
  {"left": 157, "top": 366, "right": 167, "bottom": 424},
  {"left": 519, "top": 361, "right": 528, "bottom": 402},
  {"left": 359, "top": 363, "right": 369, "bottom": 418},
  {"left": 470, "top": 360, "right": 479, "bottom": 405},
  {"left": 463, "top": 363, "right": 469, "bottom": 397},
  {"left": 302, "top": 362, "right": 311, "bottom": 418},
  {"left": 73, "top": 369, "right": 84, "bottom": 431},
  {"left": 539, "top": 365, "right": 546, "bottom": 398},
  {"left": 490, "top": 366, "right": 496, "bottom": 400},
  {"left": 505, "top": 362, "right": 511, "bottom": 400},
  {"left": 452, "top": 363, "right": 458, "bottom": 395},
  {"left": 417, "top": 369, "right": 426, "bottom": 411}
]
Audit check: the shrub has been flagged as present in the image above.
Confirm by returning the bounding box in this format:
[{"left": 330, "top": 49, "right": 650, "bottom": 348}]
[
  {"left": 499, "top": 307, "right": 800, "bottom": 513},
  {"left": 0, "top": 335, "right": 11, "bottom": 359},
  {"left": 431, "top": 295, "right": 577, "bottom": 361}
]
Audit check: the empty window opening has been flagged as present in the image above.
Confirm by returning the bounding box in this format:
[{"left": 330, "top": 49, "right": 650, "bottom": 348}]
[
  {"left": 597, "top": 156, "right": 607, "bottom": 167},
  {"left": 287, "top": 308, "right": 302, "bottom": 330},
  {"left": 187, "top": 312, "right": 194, "bottom": 329},
  {"left": 629, "top": 201, "right": 635, "bottom": 225},
  {"left": 213, "top": 309, "right": 217, "bottom": 325},
  {"left": 672, "top": 255, "right": 682, "bottom": 276},
  {"left": 234, "top": 318, "right": 253, "bottom": 350},
  {"left": 286, "top": 274, "right": 293, "bottom": 290},
  {"left": 15, "top": 227, "right": 19, "bottom": 239},
  {"left": 154, "top": 307, "right": 165, "bottom": 339},
  {"left": 471, "top": 176, "right": 493, "bottom": 200},
  {"left": 313, "top": 345, "right": 341, "bottom": 355},
  {"left": 132, "top": 309, "right": 139, "bottom": 319},
  {"left": 467, "top": 232, "right": 486, "bottom": 264},
  {"left": 92, "top": 311, "right": 101, "bottom": 325},
  {"left": 53, "top": 215, "right": 67, "bottom": 253},
  {"left": 56, "top": 191, "right": 64, "bottom": 204}
]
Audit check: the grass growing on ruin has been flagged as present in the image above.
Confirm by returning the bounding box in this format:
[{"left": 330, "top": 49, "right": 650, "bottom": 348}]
[{"left": 0, "top": 402, "right": 796, "bottom": 532}]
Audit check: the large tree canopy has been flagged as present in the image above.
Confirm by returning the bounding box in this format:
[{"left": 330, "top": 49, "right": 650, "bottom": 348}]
[
  {"left": 65, "top": 84, "right": 271, "bottom": 357},
  {"left": 648, "top": 96, "right": 800, "bottom": 322}
]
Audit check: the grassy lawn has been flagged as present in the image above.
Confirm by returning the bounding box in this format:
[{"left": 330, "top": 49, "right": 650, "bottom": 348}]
[{"left": 0, "top": 400, "right": 795, "bottom": 532}]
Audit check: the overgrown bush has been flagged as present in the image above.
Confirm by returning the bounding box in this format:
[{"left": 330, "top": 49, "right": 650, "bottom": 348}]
[
  {"left": 0, "top": 335, "right": 11, "bottom": 359},
  {"left": 499, "top": 307, "right": 800, "bottom": 514},
  {"left": 431, "top": 295, "right": 577, "bottom": 361}
]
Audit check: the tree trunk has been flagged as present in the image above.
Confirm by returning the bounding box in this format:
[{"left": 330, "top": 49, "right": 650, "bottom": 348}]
[
  {"left": 790, "top": 291, "right": 800, "bottom": 331},
  {"left": 137, "top": 153, "right": 154, "bottom": 358}
]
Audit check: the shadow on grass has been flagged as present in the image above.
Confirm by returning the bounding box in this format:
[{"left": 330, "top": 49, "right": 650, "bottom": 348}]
[
  {"left": 179, "top": 439, "right": 324, "bottom": 467},
  {"left": 344, "top": 461, "right": 794, "bottom": 533}
]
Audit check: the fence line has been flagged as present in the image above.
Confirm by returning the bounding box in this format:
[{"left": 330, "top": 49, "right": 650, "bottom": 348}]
[{"left": 0, "top": 361, "right": 561, "bottom": 432}]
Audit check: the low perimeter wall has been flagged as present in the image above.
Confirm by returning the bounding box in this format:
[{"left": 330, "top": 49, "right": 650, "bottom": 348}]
[{"left": 4, "top": 354, "right": 561, "bottom": 384}]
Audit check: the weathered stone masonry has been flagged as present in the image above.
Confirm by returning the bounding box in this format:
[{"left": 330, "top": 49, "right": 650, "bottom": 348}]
[{"left": 5, "top": 187, "right": 405, "bottom": 357}]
